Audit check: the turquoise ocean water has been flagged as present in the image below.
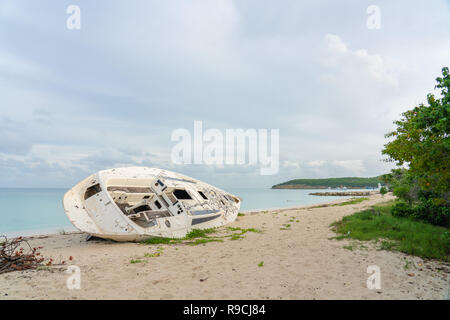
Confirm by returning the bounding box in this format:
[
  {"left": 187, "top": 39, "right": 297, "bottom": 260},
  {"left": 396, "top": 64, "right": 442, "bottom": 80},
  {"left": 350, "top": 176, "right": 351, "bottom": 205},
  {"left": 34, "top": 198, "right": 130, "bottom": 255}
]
[{"left": 0, "top": 187, "right": 360, "bottom": 236}]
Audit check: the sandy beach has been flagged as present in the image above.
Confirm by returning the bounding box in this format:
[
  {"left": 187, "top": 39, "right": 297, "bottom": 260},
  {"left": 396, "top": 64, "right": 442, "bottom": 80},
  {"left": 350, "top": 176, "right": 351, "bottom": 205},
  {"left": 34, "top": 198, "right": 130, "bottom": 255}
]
[{"left": 1, "top": 193, "right": 448, "bottom": 300}]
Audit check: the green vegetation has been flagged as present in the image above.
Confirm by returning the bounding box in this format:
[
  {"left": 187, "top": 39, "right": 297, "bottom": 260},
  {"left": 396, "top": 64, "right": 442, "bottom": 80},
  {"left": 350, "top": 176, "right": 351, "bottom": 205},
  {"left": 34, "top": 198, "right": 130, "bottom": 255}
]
[
  {"left": 144, "top": 252, "right": 161, "bottom": 258},
  {"left": 37, "top": 265, "right": 50, "bottom": 271},
  {"left": 144, "top": 247, "right": 163, "bottom": 258},
  {"left": 382, "top": 67, "right": 449, "bottom": 227},
  {"left": 332, "top": 197, "right": 369, "bottom": 206},
  {"left": 140, "top": 227, "right": 262, "bottom": 247},
  {"left": 258, "top": 261, "right": 264, "bottom": 267},
  {"left": 280, "top": 223, "right": 291, "bottom": 230},
  {"left": 331, "top": 201, "right": 450, "bottom": 262},
  {"left": 403, "top": 259, "right": 414, "bottom": 270},
  {"left": 185, "top": 228, "right": 216, "bottom": 239},
  {"left": 310, "top": 197, "right": 369, "bottom": 209},
  {"left": 140, "top": 237, "right": 178, "bottom": 245},
  {"left": 343, "top": 244, "right": 355, "bottom": 251},
  {"left": 189, "top": 238, "right": 224, "bottom": 245},
  {"left": 130, "top": 259, "right": 144, "bottom": 264},
  {"left": 226, "top": 227, "right": 261, "bottom": 234},
  {"left": 230, "top": 234, "right": 243, "bottom": 240},
  {"left": 225, "top": 227, "right": 262, "bottom": 240},
  {"left": 237, "top": 213, "right": 245, "bottom": 217},
  {"left": 272, "top": 176, "right": 383, "bottom": 189},
  {"left": 309, "top": 203, "right": 329, "bottom": 209},
  {"left": 140, "top": 228, "right": 216, "bottom": 245}
]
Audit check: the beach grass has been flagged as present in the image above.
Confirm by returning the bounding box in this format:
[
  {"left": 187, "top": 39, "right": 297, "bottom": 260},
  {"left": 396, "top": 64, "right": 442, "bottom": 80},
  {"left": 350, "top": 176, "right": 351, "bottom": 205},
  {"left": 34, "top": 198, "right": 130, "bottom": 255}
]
[
  {"left": 140, "top": 237, "right": 178, "bottom": 245},
  {"left": 185, "top": 228, "right": 216, "bottom": 239},
  {"left": 144, "top": 252, "right": 161, "bottom": 258},
  {"left": 331, "top": 197, "right": 369, "bottom": 206},
  {"left": 140, "top": 226, "right": 262, "bottom": 246},
  {"left": 188, "top": 238, "right": 224, "bottom": 245},
  {"left": 331, "top": 201, "right": 450, "bottom": 262},
  {"left": 226, "top": 227, "right": 262, "bottom": 234},
  {"left": 310, "top": 197, "right": 369, "bottom": 209},
  {"left": 130, "top": 259, "right": 144, "bottom": 264},
  {"left": 140, "top": 228, "right": 216, "bottom": 245}
]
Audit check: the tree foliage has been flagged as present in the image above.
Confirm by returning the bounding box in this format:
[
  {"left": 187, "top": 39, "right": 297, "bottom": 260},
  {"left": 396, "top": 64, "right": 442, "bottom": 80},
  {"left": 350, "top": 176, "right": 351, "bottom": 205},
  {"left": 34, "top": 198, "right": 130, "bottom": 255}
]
[
  {"left": 272, "top": 176, "right": 383, "bottom": 189},
  {"left": 382, "top": 67, "right": 450, "bottom": 226}
]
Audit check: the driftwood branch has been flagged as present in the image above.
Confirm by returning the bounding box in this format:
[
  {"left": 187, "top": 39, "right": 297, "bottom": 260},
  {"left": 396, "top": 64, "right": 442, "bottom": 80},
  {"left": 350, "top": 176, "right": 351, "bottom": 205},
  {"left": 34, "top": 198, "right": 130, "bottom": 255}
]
[{"left": 0, "top": 235, "right": 44, "bottom": 274}]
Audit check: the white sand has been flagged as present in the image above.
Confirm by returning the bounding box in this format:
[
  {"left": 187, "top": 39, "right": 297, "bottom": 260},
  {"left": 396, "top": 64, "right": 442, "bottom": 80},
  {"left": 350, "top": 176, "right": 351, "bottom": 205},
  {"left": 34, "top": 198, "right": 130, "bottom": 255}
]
[{"left": 1, "top": 194, "right": 448, "bottom": 300}]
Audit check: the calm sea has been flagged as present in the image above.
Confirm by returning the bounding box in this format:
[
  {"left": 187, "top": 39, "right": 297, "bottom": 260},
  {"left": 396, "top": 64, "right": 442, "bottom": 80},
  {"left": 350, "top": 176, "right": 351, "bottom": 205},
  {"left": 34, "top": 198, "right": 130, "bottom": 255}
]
[{"left": 0, "top": 187, "right": 359, "bottom": 236}]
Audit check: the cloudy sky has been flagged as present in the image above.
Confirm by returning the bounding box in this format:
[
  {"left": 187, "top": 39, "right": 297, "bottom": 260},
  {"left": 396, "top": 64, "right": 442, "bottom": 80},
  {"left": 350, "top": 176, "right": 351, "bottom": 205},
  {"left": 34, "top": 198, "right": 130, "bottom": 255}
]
[{"left": 1, "top": 0, "right": 449, "bottom": 189}]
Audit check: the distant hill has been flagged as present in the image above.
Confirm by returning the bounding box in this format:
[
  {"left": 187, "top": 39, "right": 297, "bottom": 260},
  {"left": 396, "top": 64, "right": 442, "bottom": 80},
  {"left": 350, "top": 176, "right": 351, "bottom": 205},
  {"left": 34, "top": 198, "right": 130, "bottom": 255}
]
[{"left": 272, "top": 176, "right": 384, "bottom": 189}]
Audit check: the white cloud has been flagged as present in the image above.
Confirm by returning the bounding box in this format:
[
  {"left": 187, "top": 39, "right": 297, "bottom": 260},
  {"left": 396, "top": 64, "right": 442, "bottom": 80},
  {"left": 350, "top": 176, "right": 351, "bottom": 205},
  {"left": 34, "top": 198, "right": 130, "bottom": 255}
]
[
  {"left": 325, "top": 34, "right": 348, "bottom": 54},
  {"left": 331, "top": 160, "right": 366, "bottom": 176},
  {"left": 1, "top": 0, "right": 450, "bottom": 187},
  {"left": 324, "top": 33, "right": 403, "bottom": 87},
  {"left": 306, "top": 160, "right": 326, "bottom": 167},
  {"left": 283, "top": 160, "right": 300, "bottom": 168}
]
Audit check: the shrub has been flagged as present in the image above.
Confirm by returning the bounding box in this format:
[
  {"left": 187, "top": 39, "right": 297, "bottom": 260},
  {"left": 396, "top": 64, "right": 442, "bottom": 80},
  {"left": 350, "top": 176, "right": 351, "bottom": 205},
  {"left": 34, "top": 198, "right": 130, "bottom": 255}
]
[
  {"left": 441, "top": 231, "right": 450, "bottom": 247},
  {"left": 413, "top": 199, "right": 449, "bottom": 227},
  {"left": 391, "top": 201, "right": 414, "bottom": 218},
  {"left": 391, "top": 199, "right": 449, "bottom": 227}
]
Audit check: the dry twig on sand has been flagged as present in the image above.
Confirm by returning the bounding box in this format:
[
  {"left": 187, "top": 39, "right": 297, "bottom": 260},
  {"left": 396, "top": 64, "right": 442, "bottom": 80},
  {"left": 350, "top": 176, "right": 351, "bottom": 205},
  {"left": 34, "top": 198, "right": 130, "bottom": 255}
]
[{"left": 0, "top": 235, "right": 44, "bottom": 274}]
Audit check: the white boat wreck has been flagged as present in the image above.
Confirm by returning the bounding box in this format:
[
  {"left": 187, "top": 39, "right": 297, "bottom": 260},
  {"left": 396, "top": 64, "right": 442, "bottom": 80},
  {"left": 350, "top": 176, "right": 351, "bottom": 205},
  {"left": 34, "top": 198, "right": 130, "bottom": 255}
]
[{"left": 63, "top": 167, "right": 241, "bottom": 241}]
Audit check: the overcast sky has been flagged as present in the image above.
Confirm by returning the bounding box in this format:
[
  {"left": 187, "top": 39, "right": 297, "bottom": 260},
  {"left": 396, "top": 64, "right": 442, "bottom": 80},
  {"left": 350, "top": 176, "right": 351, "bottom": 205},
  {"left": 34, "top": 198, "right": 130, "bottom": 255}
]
[{"left": 1, "top": 0, "right": 449, "bottom": 189}]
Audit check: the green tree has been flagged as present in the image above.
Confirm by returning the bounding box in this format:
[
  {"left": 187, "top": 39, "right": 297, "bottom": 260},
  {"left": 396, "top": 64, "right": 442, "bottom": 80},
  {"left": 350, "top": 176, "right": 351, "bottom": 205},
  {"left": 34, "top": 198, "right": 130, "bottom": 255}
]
[
  {"left": 382, "top": 67, "right": 449, "bottom": 226},
  {"left": 383, "top": 169, "right": 419, "bottom": 205}
]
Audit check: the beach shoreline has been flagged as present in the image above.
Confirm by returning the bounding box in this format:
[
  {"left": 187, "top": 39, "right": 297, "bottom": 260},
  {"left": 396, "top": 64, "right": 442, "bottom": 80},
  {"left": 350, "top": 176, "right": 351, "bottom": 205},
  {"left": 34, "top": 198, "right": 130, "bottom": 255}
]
[
  {"left": 0, "top": 187, "right": 361, "bottom": 238},
  {"left": 2, "top": 195, "right": 362, "bottom": 239},
  {"left": 1, "top": 193, "right": 448, "bottom": 300}
]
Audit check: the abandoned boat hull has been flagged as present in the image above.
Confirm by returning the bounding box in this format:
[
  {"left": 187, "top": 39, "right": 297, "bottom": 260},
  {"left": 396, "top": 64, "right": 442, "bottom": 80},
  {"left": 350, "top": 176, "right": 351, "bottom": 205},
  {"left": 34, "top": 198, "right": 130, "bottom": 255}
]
[{"left": 63, "top": 167, "right": 241, "bottom": 241}]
